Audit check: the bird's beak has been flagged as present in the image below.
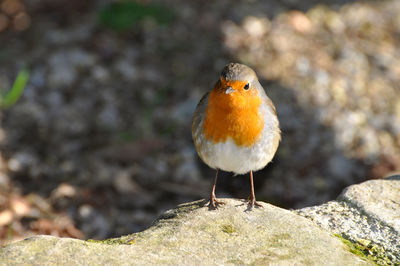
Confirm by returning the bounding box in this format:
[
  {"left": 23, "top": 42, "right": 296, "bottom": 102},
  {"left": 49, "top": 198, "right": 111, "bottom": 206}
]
[{"left": 225, "top": 86, "right": 235, "bottom": 94}]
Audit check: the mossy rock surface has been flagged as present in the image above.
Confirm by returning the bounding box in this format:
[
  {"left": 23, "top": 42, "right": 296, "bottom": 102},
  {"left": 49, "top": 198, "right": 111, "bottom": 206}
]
[
  {"left": 296, "top": 175, "right": 400, "bottom": 264},
  {"left": 1, "top": 199, "right": 370, "bottom": 265}
]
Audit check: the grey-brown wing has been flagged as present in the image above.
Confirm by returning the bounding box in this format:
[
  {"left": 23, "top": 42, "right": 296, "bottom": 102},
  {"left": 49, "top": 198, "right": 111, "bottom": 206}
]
[
  {"left": 256, "top": 80, "right": 278, "bottom": 117},
  {"left": 264, "top": 95, "right": 277, "bottom": 116},
  {"left": 263, "top": 95, "right": 281, "bottom": 142},
  {"left": 191, "top": 92, "right": 209, "bottom": 139}
]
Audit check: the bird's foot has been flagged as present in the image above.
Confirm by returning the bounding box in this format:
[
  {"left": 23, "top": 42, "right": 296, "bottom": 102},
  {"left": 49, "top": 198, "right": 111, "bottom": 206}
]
[
  {"left": 208, "top": 195, "right": 225, "bottom": 209},
  {"left": 247, "top": 196, "right": 263, "bottom": 209}
]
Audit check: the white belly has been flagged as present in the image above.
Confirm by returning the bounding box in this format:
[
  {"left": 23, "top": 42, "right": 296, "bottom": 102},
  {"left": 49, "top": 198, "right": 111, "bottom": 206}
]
[{"left": 193, "top": 106, "right": 280, "bottom": 174}]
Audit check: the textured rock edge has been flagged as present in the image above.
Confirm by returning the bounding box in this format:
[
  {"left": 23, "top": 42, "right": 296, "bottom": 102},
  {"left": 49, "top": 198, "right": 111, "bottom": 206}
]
[
  {"left": 296, "top": 175, "right": 400, "bottom": 265},
  {"left": 1, "top": 199, "right": 370, "bottom": 265},
  {"left": 1, "top": 176, "right": 399, "bottom": 265}
]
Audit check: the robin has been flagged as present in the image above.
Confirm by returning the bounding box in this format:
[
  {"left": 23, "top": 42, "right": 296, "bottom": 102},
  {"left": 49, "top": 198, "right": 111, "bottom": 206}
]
[{"left": 192, "top": 63, "right": 281, "bottom": 209}]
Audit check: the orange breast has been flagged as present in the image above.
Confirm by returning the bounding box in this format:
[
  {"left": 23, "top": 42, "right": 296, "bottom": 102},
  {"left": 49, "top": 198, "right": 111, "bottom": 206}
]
[{"left": 202, "top": 80, "right": 264, "bottom": 147}]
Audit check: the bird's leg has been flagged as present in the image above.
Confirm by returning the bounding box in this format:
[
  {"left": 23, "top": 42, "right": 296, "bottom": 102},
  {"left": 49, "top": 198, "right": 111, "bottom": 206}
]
[
  {"left": 248, "top": 171, "right": 262, "bottom": 208},
  {"left": 209, "top": 169, "right": 225, "bottom": 209}
]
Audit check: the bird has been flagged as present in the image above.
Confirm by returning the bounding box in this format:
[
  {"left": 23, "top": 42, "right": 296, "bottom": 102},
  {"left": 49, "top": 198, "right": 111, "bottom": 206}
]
[{"left": 192, "top": 63, "right": 281, "bottom": 209}]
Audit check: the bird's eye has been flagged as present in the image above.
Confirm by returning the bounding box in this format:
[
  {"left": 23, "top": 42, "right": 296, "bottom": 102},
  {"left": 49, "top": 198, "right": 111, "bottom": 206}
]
[{"left": 244, "top": 83, "right": 250, "bottom": 90}]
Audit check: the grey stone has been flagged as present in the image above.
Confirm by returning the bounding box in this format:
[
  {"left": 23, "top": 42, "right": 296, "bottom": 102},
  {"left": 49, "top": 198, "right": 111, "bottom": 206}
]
[
  {"left": 0, "top": 199, "right": 369, "bottom": 265},
  {"left": 338, "top": 175, "right": 400, "bottom": 233},
  {"left": 296, "top": 175, "right": 400, "bottom": 264}
]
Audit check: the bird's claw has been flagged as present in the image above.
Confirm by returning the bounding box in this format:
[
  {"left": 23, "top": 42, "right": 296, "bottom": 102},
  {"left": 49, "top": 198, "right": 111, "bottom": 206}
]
[
  {"left": 209, "top": 196, "right": 225, "bottom": 209},
  {"left": 247, "top": 196, "right": 263, "bottom": 209}
]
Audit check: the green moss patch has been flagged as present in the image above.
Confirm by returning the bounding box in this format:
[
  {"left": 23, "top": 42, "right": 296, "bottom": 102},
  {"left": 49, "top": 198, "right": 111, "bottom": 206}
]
[
  {"left": 221, "top": 224, "right": 236, "bottom": 234},
  {"left": 334, "top": 234, "right": 392, "bottom": 265},
  {"left": 99, "top": 1, "right": 174, "bottom": 31}
]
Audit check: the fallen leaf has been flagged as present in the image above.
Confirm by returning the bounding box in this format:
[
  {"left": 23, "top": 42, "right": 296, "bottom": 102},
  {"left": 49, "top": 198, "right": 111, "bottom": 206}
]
[
  {"left": 0, "top": 210, "right": 13, "bottom": 226},
  {"left": 10, "top": 197, "right": 31, "bottom": 217}
]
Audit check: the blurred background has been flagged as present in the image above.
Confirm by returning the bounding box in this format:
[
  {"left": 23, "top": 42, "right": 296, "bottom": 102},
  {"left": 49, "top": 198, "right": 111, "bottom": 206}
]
[{"left": 0, "top": 0, "right": 399, "bottom": 244}]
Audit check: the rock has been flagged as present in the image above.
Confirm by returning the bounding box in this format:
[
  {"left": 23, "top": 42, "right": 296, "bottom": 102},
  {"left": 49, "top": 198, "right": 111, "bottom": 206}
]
[
  {"left": 338, "top": 175, "right": 400, "bottom": 233},
  {"left": 2, "top": 177, "right": 398, "bottom": 264},
  {"left": 0, "top": 199, "right": 369, "bottom": 265},
  {"left": 296, "top": 175, "right": 400, "bottom": 264}
]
